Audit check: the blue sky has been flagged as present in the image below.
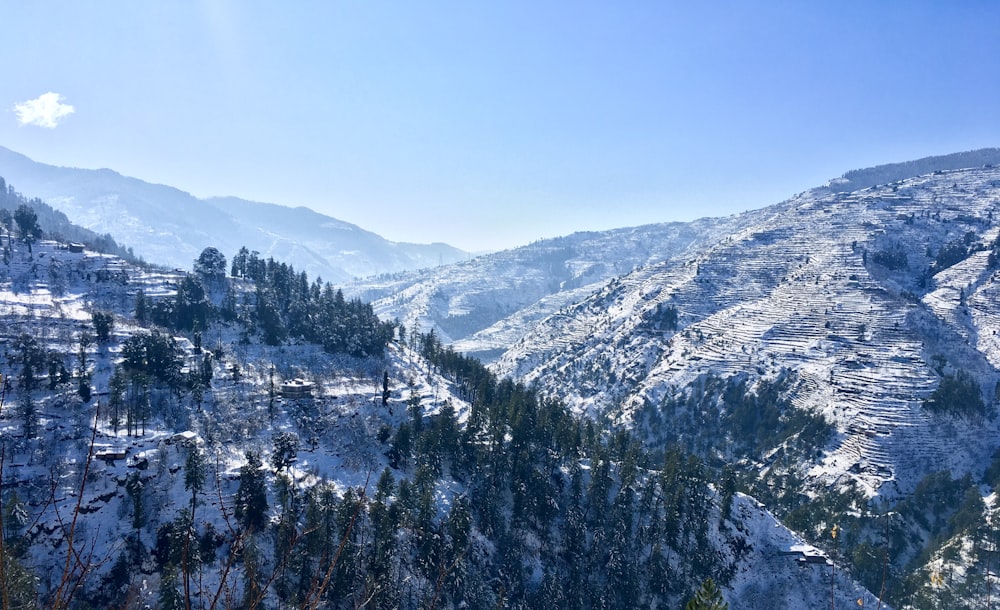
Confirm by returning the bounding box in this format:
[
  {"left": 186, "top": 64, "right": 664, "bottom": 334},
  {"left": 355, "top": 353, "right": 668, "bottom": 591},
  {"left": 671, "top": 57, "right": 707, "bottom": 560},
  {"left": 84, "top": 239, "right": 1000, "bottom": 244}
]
[{"left": 2, "top": 2, "right": 999, "bottom": 252}]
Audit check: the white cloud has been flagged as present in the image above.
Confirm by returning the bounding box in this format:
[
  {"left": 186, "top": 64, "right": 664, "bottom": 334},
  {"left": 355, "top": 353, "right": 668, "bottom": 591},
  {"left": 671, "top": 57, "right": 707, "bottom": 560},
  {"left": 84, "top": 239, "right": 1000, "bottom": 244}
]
[{"left": 14, "top": 92, "right": 75, "bottom": 128}]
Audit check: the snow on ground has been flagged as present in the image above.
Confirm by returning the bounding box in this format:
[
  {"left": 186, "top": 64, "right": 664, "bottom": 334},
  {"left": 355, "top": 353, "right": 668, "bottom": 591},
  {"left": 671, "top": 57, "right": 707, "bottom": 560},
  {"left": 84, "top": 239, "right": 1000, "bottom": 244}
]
[
  {"left": 495, "top": 166, "right": 1000, "bottom": 501},
  {"left": 724, "top": 494, "right": 887, "bottom": 608},
  {"left": 0, "top": 237, "right": 478, "bottom": 604},
  {"left": 0, "top": 233, "right": 891, "bottom": 608}
]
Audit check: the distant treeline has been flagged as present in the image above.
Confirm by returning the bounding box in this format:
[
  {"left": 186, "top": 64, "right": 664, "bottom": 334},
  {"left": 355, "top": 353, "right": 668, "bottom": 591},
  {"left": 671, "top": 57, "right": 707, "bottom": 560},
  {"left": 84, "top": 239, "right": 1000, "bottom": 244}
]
[
  {"left": 835, "top": 148, "right": 1000, "bottom": 192},
  {"left": 139, "top": 245, "right": 396, "bottom": 359},
  {"left": 229, "top": 246, "right": 396, "bottom": 357}
]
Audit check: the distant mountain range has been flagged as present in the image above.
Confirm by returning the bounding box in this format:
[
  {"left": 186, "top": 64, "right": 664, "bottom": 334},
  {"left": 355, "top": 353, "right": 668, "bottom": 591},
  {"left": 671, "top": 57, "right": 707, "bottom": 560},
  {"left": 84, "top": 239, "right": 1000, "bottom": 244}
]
[
  {"left": 0, "top": 145, "right": 469, "bottom": 281},
  {"left": 347, "top": 218, "right": 745, "bottom": 361}
]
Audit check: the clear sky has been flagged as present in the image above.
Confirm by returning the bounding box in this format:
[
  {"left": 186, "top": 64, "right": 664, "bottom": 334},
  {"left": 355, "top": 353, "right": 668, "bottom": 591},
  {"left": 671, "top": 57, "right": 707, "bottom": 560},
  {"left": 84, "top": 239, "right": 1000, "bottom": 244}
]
[{"left": 2, "top": 2, "right": 999, "bottom": 252}]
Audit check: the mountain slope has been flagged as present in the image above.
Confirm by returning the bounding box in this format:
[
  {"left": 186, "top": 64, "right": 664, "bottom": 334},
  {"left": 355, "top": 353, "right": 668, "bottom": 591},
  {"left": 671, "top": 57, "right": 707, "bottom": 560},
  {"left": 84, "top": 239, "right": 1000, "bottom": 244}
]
[
  {"left": 0, "top": 233, "right": 887, "bottom": 608},
  {"left": 209, "top": 196, "right": 464, "bottom": 280},
  {"left": 347, "top": 217, "right": 748, "bottom": 361},
  {"left": 496, "top": 164, "right": 1000, "bottom": 500},
  {"left": 351, "top": 149, "right": 1000, "bottom": 365},
  {"left": 483, "top": 162, "right": 1000, "bottom": 606},
  {"left": 0, "top": 145, "right": 468, "bottom": 280}
]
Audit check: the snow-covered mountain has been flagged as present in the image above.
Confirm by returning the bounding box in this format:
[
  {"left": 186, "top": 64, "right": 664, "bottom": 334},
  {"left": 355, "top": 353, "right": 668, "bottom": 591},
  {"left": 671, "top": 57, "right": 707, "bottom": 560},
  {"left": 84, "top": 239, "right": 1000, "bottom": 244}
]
[
  {"left": 497, "top": 162, "right": 1000, "bottom": 500},
  {"left": 347, "top": 218, "right": 747, "bottom": 361},
  {"left": 0, "top": 236, "right": 887, "bottom": 608},
  {"left": 344, "top": 151, "right": 1000, "bottom": 606},
  {"left": 351, "top": 149, "right": 1000, "bottom": 365},
  {"left": 8, "top": 148, "right": 1000, "bottom": 606},
  {"left": 0, "top": 145, "right": 468, "bottom": 281},
  {"left": 346, "top": 149, "right": 1000, "bottom": 503}
]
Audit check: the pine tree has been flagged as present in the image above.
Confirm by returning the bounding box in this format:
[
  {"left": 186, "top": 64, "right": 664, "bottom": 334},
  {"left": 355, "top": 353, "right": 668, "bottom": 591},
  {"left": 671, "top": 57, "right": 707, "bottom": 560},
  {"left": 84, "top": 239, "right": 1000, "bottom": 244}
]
[
  {"left": 685, "top": 577, "right": 727, "bottom": 610},
  {"left": 271, "top": 432, "right": 299, "bottom": 473},
  {"left": 235, "top": 450, "right": 269, "bottom": 532},
  {"left": 194, "top": 246, "right": 227, "bottom": 280},
  {"left": 157, "top": 564, "right": 185, "bottom": 610},
  {"left": 184, "top": 447, "right": 206, "bottom": 498},
  {"left": 91, "top": 311, "right": 114, "bottom": 343},
  {"left": 76, "top": 331, "right": 93, "bottom": 403},
  {"left": 368, "top": 468, "right": 398, "bottom": 604},
  {"left": 0, "top": 547, "right": 38, "bottom": 610},
  {"left": 125, "top": 472, "right": 146, "bottom": 531},
  {"left": 134, "top": 289, "right": 147, "bottom": 324},
  {"left": 0, "top": 205, "right": 11, "bottom": 246},
  {"left": 13, "top": 204, "right": 40, "bottom": 249}
]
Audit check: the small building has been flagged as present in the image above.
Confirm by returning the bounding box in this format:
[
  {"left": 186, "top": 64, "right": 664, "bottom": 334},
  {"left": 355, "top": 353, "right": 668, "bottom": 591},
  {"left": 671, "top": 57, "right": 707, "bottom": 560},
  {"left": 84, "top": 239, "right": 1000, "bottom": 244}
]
[
  {"left": 778, "top": 544, "right": 831, "bottom": 567},
  {"left": 168, "top": 430, "right": 202, "bottom": 447},
  {"left": 68, "top": 243, "right": 85, "bottom": 254},
  {"left": 281, "top": 378, "right": 315, "bottom": 399},
  {"left": 94, "top": 448, "right": 128, "bottom": 464}
]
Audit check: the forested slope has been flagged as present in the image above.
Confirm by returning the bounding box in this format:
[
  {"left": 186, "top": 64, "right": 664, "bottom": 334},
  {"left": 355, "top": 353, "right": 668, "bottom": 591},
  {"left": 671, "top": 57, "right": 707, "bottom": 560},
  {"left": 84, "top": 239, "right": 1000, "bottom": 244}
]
[{"left": 0, "top": 204, "right": 878, "bottom": 607}]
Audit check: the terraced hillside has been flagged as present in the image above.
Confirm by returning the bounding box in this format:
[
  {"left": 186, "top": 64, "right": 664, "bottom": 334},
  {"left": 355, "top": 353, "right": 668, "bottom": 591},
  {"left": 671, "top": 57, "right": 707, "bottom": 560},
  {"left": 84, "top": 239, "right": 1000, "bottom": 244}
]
[
  {"left": 496, "top": 165, "right": 1000, "bottom": 500},
  {"left": 347, "top": 217, "right": 747, "bottom": 361}
]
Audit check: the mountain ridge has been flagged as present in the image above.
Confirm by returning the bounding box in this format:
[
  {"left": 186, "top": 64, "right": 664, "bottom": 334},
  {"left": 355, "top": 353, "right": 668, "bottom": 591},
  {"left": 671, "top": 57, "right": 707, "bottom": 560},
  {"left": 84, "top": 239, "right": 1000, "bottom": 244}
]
[
  {"left": 351, "top": 148, "right": 1000, "bottom": 364},
  {"left": 0, "top": 145, "right": 470, "bottom": 281},
  {"left": 347, "top": 215, "right": 750, "bottom": 361},
  {"left": 5, "top": 147, "right": 1000, "bottom": 606},
  {"left": 347, "top": 152, "right": 1000, "bottom": 605},
  {"left": 830, "top": 147, "right": 1000, "bottom": 192},
  {"left": 492, "top": 164, "right": 1000, "bottom": 515}
]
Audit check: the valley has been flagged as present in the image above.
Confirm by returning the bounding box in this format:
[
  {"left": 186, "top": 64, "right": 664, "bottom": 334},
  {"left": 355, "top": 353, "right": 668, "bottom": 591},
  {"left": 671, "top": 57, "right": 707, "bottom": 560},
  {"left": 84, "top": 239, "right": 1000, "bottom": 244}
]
[{"left": 3, "top": 150, "right": 1000, "bottom": 607}]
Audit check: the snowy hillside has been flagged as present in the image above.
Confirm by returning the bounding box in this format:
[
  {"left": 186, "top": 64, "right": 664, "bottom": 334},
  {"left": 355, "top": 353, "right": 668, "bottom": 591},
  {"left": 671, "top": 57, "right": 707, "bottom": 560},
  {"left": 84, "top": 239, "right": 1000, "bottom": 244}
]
[
  {"left": 348, "top": 148, "right": 1000, "bottom": 366},
  {"left": 471, "top": 162, "right": 1000, "bottom": 607},
  {"left": 6, "top": 146, "right": 1000, "bottom": 606},
  {"left": 0, "top": 233, "right": 892, "bottom": 608},
  {"left": 347, "top": 218, "right": 746, "bottom": 362},
  {"left": 496, "top": 165, "right": 1000, "bottom": 502},
  {"left": 0, "top": 146, "right": 469, "bottom": 281}
]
